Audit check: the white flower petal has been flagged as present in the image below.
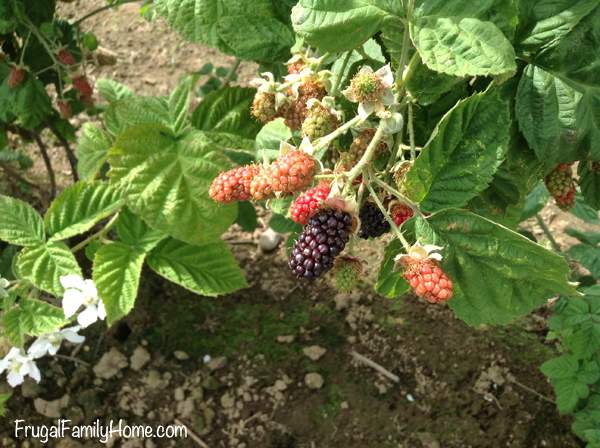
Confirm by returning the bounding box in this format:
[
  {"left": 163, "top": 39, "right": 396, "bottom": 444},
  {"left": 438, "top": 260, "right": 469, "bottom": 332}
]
[
  {"left": 97, "top": 301, "right": 106, "bottom": 321},
  {"left": 82, "top": 279, "right": 99, "bottom": 300},
  {"left": 77, "top": 306, "right": 99, "bottom": 328},
  {"left": 62, "top": 289, "right": 85, "bottom": 318},
  {"left": 60, "top": 274, "right": 86, "bottom": 290},
  {"left": 342, "top": 87, "right": 357, "bottom": 103},
  {"left": 0, "top": 278, "right": 9, "bottom": 288},
  {"left": 27, "top": 361, "right": 41, "bottom": 383},
  {"left": 62, "top": 327, "right": 85, "bottom": 344},
  {"left": 28, "top": 338, "right": 52, "bottom": 359},
  {"left": 376, "top": 64, "right": 394, "bottom": 87},
  {"left": 358, "top": 102, "right": 374, "bottom": 119},
  {"left": 7, "top": 370, "right": 24, "bottom": 387},
  {"left": 0, "top": 359, "right": 8, "bottom": 375},
  {"left": 358, "top": 66, "right": 374, "bottom": 75},
  {"left": 382, "top": 89, "right": 396, "bottom": 106}
]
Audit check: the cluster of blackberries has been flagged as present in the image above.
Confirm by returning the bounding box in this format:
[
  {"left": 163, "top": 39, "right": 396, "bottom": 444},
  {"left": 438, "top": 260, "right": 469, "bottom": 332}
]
[
  {"left": 358, "top": 202, "right": 390, "bottom": 239},
  {"left": 288, "top": 208, "right": 353, "bottom": 279}
]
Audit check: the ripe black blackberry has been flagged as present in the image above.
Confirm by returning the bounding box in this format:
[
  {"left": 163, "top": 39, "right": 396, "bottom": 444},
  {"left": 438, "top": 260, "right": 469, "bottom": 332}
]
[
  {"left": 288, "top": 208, "right": 353, "bottom": 279},
  {"left": 358, "top": 202, "right": 390, "bottom": 239}
]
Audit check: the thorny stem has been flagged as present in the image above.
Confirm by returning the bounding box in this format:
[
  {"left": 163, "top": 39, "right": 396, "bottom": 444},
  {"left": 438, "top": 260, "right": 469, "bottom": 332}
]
[
  {"left": 396, "top": 0, "right": 415, "bottom": 93},
  {"left": 535, "top": 214, "right": 562, "bottom": 253},
  {"left": 19, "top": 31, "right": 31, "bottom": 65},
  {"left": 331, "top": 51, "right": 352, "bottom": 95},
  {"left": 71, "top": 213, "right": 120, "bottom": 253},
  {"left": 73, "top": 0, "right": 140, "bottom": 26},
  {"left": 223, "top": 58, "right": 241, "bottom": 87},
  {"left": 22, "top": 17, "right": 63, "bottom": 93},
  {"left": 314, "top": 173, "right": 335, "bottom": 180},
  {"left": 365, "top": 176, "right": 411, "bottom": 251},
  {"left": 0, "top": 162, "right": 40, "bottom": 191},
  {"left": 32, "top": 133, "right": 57, "bottom": 200},
  {"left": 370, "top": 175, "right": 421, "bottom": 215},
  {"left": 408, "top": 102, "right": 416, "bottom": 160},
  {"left": 49, "top": 122, "right": 79, "bottom": 182}
]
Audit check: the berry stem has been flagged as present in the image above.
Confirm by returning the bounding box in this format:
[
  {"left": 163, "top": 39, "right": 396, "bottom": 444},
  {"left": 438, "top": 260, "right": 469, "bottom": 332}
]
[
  {"left": 370, "top": 175, "right": 422, "bottom": 217},
  {"left": 71, "top": 213, "right": 120, "bottom": 253},
  {"left": 314, "top": 173, "right": 335, "bottom": 180},
  {"left": 364, "top": 175, "right": 411, "bottom": 251},
  {"left": 408, "top": 102, "right": 416, "bottom": 160},
  {"left": 18, "top": 31, "right": 31, "bottom": 65},
  {"left": 73, "top": 0, "right": 140, "bottom": 26},
  {"left": 223, "top": 58, "right": 241, "bottom": 87},
  {"left": 395, "top": 0, "right": 415, "bottom": 96},
  {"left": 344, "top": 122, "right": 386, "bottom": 191},
  {"left": 313, "top": 115, "right": 363, "bottom": 152},
  {"left": 535, "top": 214, "right": 562, "bottom": 253},
  {"left": 331, "top": 51, "right": 352, "bottom": 95}
]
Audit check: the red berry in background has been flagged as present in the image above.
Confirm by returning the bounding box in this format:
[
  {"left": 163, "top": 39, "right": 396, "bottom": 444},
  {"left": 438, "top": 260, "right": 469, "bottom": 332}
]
[
  {"left": 250, "top": 150, "right": 316, "bottom": 200},
  {"left": 391, "top": 203, "right": 414, "bottom": 226},
  {"left": 8, "top": 65, "right": 26, "bottom": 88},
  {"left": 402, "top": 258, "right": 453, "bottom": 304},
  {"left": 209, "top": 165, "right": 259, "bottom": 203},
  {"left": 545, "top": 163, "right": 577, "bottom": 210},
  {"left": 72, "top": 75, "right": 93, "bottom": 98},
  {"left": 57, "top": 100, "right": 72, "bottom": 119},
  {"left": 290, "top": 182, "right": 331, "bottom": 225},
  {"left": 57, "top": 48, "right": 77, "bottom": 66}
]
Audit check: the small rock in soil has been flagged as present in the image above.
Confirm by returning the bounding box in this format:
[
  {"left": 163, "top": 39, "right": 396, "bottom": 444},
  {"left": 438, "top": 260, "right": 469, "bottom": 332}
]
[
  {"left": 130, "top": 346, "right": 151, "bottom": 371},
  {"left": 220, "top": 392, "right": 235, "bottom": 408},
  {"left": 259, "top": 228, "right": 283, "bottom": 252},
  {"left": 276, "top": 335, "right": 295, "bottom": 344},
  {"left": 34, "top": 394, "right": 70, "bottom": 418},
  {"left": 303, "top": 345, "right": 327, "bottom": 361},
  {"left": 173, "top": 350, "right": 189, "bottom": 361},
  {"left": 304, "top": 373, "right": 324, "bottom": 390},
  {"left": 207, "top": 356, "right": 227, "bottom": 371},
  {"left": 93, "top": 348, "right": 128, "bottom": 379}
]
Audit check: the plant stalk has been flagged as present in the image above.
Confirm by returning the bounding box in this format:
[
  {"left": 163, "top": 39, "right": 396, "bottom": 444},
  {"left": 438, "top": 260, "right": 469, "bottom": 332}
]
[
  {"left": 535, "top": 214, "right": 562, "bottom": 253},
  {"left": 32, "top": 133, "right": 57, "bottom": 200},
  {"left": 71, "top": 213, "right": 120, "bottom": 253},
  {"left": 73, "top": 0, "right": 140, "bottom": 26}
]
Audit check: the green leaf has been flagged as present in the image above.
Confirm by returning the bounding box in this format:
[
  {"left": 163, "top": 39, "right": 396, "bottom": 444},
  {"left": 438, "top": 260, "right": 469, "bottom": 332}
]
[
  {"left": 0, "top": 195, "right": 45, "bottom": 246},
  {"left": 291, "top": 0, "right": 401, "bottom": 53},
  {"left": 169, "top": 75, "right": 196, "bottom": 135},
  {"left": 565, "top": 228, "right": 600, "bottom": 246},
  {"left": 235, "top": 202, "right": 258, "bottom": 232},
  {"left": 16, "top": 242, "right": 81, "bottom": 296},
  {"left": 104, "top": 96, "right": 171, "bottom": 136},
  {"left": 572, "top": 194, "right": 600, "bottom": 224},
  {"left": 375, "top": 239, "right": 410, "bottom": 299},
  {"left": 419, "top": 209, "right": 577, "bottom": 326},
  {"left": 255, "top": 118, "right": 292, "bottom": 161},
  {"left": 572, "top": 393, "right": 600, "bottom": 444},
  {"left": 3, "top": 298, "right": 66, "bottom": 346},
  {"left": 579, "top": 162, "right": 600, "bottom": 210},
  {"left": 403, "top": 88, "right": 510, "bottom": 212},
  {"left": 521, "top": 182, "right": 550, "bottom": 221},
  {"left": 115, "top": 208, "right": 166, "bottom": 252},
  {"left": 96, "top": 78, "right": 134, "bottom": 103},
  {"left": 404, "top": 55, "right": 465, "bottom": 106},
  {"left": 515, "top": 65, "right": 585, "bottom": 167},
  {"left": 204, "top": 131, "right": 256, "bottom": 165},
  {"left": 45, "top": 182, "right": 123, "bottom": 242},
  {"left": 269, "top": 214, "right": 302, "bottom": 234},
  {"left": 9, "top": 76, "right": 53, "bottom": 129},
  {"left": 154, "top": 0, "right": 294, "bottom": 62},
  {"left": 0, "top": 393, "right": 10, "bottom": 417},
  {"left": 147, "top": 238, "right": 247, "bottom": 296},
  {"left": 411, "top": 16, "right": 516, "bottom": 77},
  {"left": 93, "top": 242, "right": 146, "bottom": 325},
  {"left": 108, "top": 125, "right": 237, "bottom": 245},
  {"left": 191, "top": 87, "right": 260, "bottom": 139},
  {"left": 76, "top": 124, "right": 112, "bottom": 181},
  {"left": 569, "top": 244, "right": 600, "bottom": 277}
]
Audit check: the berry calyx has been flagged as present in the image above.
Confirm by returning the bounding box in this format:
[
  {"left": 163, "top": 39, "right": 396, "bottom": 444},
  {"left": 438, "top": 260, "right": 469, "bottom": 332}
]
[
  {"left": 333, "top": 256, "right": 363, "bottom": 292},
  {"left": 72, "top": 75, "right": 94, "bottom": 98},
  {"left": 358, "top": 202, "right": 390, "bottom": 239},
  {"left": 390, "top": 203, "right": 414, "bottom": 227},
  {"left": 545, "top": 163, "right": 577, "bottom": 210},
  {"left": 57, "top": 48, "right": 77, "bottom": 66},
  {"left": 288, "top": 207, "right": 353, "bottom": 278},
  {"left": 349, "top": 71, "right": 384, "bottom": 103},
  {"left": 8, "top": 65, "right": 26, "bottom": 89},
  {"left": 396, "top": 244, "right": 453, "bottom": 304},
  {"left": 252, "top": 91, "right": 278, "bottom": 124},
  {"left": 301, "top": 102, "right": 339, "bottom": 141},
  {"left": 209, "top": 165, "right": 259, "bottom": 203},
  {"left": 290, "top": 182, "right": 331, "bottom": 225},
  {"left": 250, "top": 150, "right": 316, "bottom": 200}
]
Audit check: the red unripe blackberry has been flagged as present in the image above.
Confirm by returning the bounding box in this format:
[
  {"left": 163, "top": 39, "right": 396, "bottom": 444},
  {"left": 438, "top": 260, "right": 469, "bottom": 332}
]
[
  {"left": 402, "top": 258, "right": 453, "bottom": 303},
  {"left": 288, "top": 207, "right": 353, "bottom": 278},
  {"left": 283, "top": 77, "right": 327, "bottom": 131},
  {"left": 209, "top": 165, "right": 259, "bottom": 203},
  {"left": 545, "top": 163, "right": 577, "bottom": 210},
  {"left": 250, "top": 150, "right": 316, "bottom": 200},
  {"left": 391, "top": 203, "right": 414, "bottom": 226},
  {"left": 57, "top": 100, "right": 72, "bottom": 119},
  {"left": 58, "top": 48, "right": 77, "bottom": 66},
  {"left": 251, "top": 91, "right": 278, "bottom": 124},
  {"left": 290, "top": 182, "right": 331, "bottom": 225},
  {"left": 358, "top": 202, "right": 390, "bottom": 239},
  {"left": 8, "top": 65, "right": 26, "bottom": 88},
  {"left": 72, "top": 76, "right": 93, "bottom": 98}
]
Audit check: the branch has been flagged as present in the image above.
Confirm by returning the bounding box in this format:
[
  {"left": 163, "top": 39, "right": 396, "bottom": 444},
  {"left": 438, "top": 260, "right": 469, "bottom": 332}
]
[
  {"left": 222, "top": 58, "right": 241, "bottom": 87},
  {"left": 73, "top": 0, "right": 141, "bottom": 26},
  {"left": 535, "top": 214, "right": 562, "bottom": 253},
  {"left": 351, "top": 350, "right": 400, "bottom": 383},
  {"left": 49, "top": 122, "right": 79, "bottom": 183},
  {"left": 32, "top": 133, "right": 57, "bottom": 200},
  {"left": 0, "top": 162, "right": 40, "bottom": 191}
]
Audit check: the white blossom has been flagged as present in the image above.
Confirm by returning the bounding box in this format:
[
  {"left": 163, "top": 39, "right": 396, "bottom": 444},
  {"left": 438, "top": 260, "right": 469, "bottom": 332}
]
[
  {"left": 28, "top": 326, "right": 85, "bottom": 359},
  {"left": 0, "top": 277, "right": 9, "bottom": 299},
  {"left": 0, "top": 348, "right": 41, "bottom": 387},
  {"left": 60, "top": 275, "right": 106, "bottom": 328},
  {"left": 344, "top": 64, "right": 396, "bottom": 119}
]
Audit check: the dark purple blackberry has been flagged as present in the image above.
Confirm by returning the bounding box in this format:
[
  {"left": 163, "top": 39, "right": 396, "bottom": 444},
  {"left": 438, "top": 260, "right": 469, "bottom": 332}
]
[
  {"left": 358, "top": 202, "right": 390, "bottom": 239},
  {"left": 288, "top": 208, "right": 353, "bottom": 279}
]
